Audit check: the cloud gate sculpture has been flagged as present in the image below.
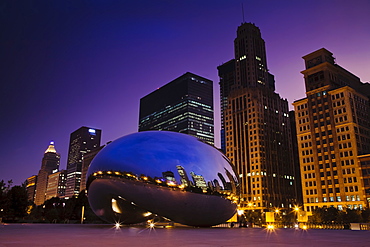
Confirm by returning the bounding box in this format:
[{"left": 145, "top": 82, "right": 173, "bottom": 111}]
[{"left": 86, "top": 131, "right": 239, "bottom": 227}]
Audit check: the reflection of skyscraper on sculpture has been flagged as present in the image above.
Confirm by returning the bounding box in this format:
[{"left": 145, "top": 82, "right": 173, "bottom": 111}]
[
  {"left": 218, "top": 172, "right": 231, "bottom": 190},
  {"left": 176, "top": 165, "right": 190, "bottom": 186},
  {"left": 162, "top": 171, "right": 176, "bottom": 183},
  {"left": 190, "top": 172, "right": 208, "bottom": 191}
]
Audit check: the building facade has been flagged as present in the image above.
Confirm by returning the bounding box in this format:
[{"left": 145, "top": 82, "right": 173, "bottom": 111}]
[
  {"left": 26, "top": 175, "right": 37, "bottom": 202},
  {"left": 293, "top": 48, "right": 370, "bottom": 211},
  {"left": 45, "top": 170, "right": 66, "bottom": 201},
  {"left": 80, "top": 145, "right": 105, "bottom": 192},
  {"left": 34, "top": 142, "right": 60, "bottom": 205},
  {"left": 218, "top": 23, "right": 298, "bottom": 210},
  {"left": 138, "top": 72, "right": 214, "bottom": 145},
  {"left": 65, "top": 127, "right": 101, "bottom": 198}
]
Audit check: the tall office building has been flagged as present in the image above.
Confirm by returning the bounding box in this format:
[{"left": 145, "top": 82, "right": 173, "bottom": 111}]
[
  {"left": 218, "top": 23, "right": 298, "bottom": 210},
  {"left": 293, "top": 48, "right": 370, "bottom": 211},
  {"left": 65, "top": 126, "right": 101, "bottom": 198},
  {"left": 34, "top": 142, "right": 60, "bottom": 205},
  {"left": 45, "top": 170, "right": 66, "bottom": 201},
  {"left": 139, "top": 72, "right": 214, "bottom": 145}
]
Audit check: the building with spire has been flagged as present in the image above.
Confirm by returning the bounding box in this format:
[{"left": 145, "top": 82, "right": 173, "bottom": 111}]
[
  {"left": 65, "top": 126, "right": 101, "bottom": 198},
  {"left": 34, "top": 141, "right": 60, "bottom": 205},
  {"left": 218, "top": 23, "right": 299, "bottom": 210}
]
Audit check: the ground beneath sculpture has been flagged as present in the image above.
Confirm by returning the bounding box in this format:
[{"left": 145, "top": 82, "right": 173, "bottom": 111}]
[{"left": 1, "top": 224, "right": 369, "bottom": 246}]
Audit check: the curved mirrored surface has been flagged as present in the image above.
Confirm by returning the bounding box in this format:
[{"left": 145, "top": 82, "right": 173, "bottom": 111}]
[{"left": 87, "top": 131, "right": 239, "bottom": 227}]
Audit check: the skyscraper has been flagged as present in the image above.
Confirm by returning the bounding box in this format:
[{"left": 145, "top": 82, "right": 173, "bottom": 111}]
[
  {"left": 218, "top": 23, "right": 298, "bottom": 210},
  {"left": 65, "top": 126, "right": 101, "bottom": 198},
  {"left": 45, "top": 170, "right": 66, "bottom": 201},
  {"left": 293, "top": 48, "right": 370, "bottom": 211},
  {"left": 34, "top": 142, "right": 60, "bottom": 205},
  {"left": 138, "top": 72, "right": 214, "bottom": 145}
]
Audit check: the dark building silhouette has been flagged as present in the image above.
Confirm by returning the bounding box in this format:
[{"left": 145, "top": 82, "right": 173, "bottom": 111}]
[
  {"left": 218, "top": 23, "right": 297, "bottom": 210},
  {"left": 138, "top": 72, "right": 214, "bottom": 145},
  {"left": 80, "top": 145, "right": 105, "bottom": 192},
  {"left": 289, "top": 110, "right": 303, "bottom": 205},
  {"left": 65, "top": 126, "right": 101, "bottom": 198},
  {"left": 26, "top": 175, "right": 37, "bottom": 202},
  {"left": 293, "top": 48, "right": 370, "bottom": 211},
  {"left": 34, "top": 142, "right": 60, "bottom": 205}
]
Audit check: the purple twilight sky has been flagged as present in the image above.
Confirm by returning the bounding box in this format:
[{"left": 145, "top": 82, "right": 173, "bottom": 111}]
[{"left": 1, "top": 0, "right": 370, "bottom": 186}]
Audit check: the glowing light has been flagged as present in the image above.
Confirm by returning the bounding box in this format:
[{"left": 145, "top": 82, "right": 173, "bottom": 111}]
[
  {"left": 111, "top": 198, "right": 122, "bottom": 214},
  {"left": 294, "top": 206, "right": 299, "bottom": 212},
  {"left": 237, "top": 209, "right": 244, "bottom": 216},
  {"left": 143, "top": 212, "right": 152, "bottom": 217},
  {"left": 302, "top": 225, "right": 308, "bottom": 230},
  {"left": 294, "top": 224, "right": 299, "bottom": 229},
  {"left": 88, "top": 129, "right": 96, "bottom": 134},
  {"left": 115, "top": 222, "right": 121, "bottom": 229},
  {"left": 267, "top": 224, "right": 275, "bottom": 230},
  {"left": 275, "top": 208, "right": 280, "bottom": 214}
]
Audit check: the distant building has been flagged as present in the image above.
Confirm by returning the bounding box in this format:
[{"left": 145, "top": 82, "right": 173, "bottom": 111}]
[
  {"left": 45, "top": 170, "right": 66, "bottom": 201},
  {"left": 138, "top": 72, "right": 214, "bottom": 145},
  {"left": 80, "top": 145, "right": 105, "bottom": 192},
  {"left": 34, "top": 142, "right": 60, "bottom": 205},
  {"left": 65, "top": 127, "right": 101, "bottom": 198},
  {"left": 218, "top": 23, "right": 298, "bottom": 210},
  {"left": 26, "top": 175, "right": 37, "bottom": 202},
  {"left": 293, "top": 48, "right": 370, "bottom": 211}
]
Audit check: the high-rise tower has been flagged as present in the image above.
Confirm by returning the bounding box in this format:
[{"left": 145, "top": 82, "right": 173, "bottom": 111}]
[
  {"left": 293, "top": 48, "right": 370, "bottom": 211},
  {"left": 65, "top": 126, "right": 101, "bottom": 198},
  {"left": 34, "top": 141, "right": 60, "bottom": 205},
  {"left": 139, "top": 72, "right": 214, "bottom": 145},
  {"left": 218, "top": 23, "right": 298, "bottom": 210}
]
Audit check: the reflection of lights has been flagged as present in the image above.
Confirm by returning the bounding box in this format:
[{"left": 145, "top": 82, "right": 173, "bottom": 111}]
[
  {"left": 143, "top": 212, "right": 152, "bottom": 217},
  {"left": 167, "top": 181, "right": 176, "bottom": 186},
  {"left": 111, "top": 198, "right": 122, "bottom": 214}
]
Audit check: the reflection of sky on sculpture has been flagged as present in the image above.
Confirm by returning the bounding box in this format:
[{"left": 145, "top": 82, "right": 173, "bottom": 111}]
[{"left": 88, "top": 131, "right": 236, "bottom": 185}]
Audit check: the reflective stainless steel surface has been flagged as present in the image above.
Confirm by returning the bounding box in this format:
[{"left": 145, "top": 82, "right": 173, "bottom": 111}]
[{"left": 87, "top": 131, "right": 239, "bottom": 226}]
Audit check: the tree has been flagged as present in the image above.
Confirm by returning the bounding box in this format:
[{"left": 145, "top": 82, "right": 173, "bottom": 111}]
[{"left": 5, "top": 184, "right": 28, "bottom": 219}]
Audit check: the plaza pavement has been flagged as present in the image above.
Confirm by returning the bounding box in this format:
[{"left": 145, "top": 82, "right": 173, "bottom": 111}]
[{"left": 1, "top": 223, "right": 369, "bottom": 246}]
